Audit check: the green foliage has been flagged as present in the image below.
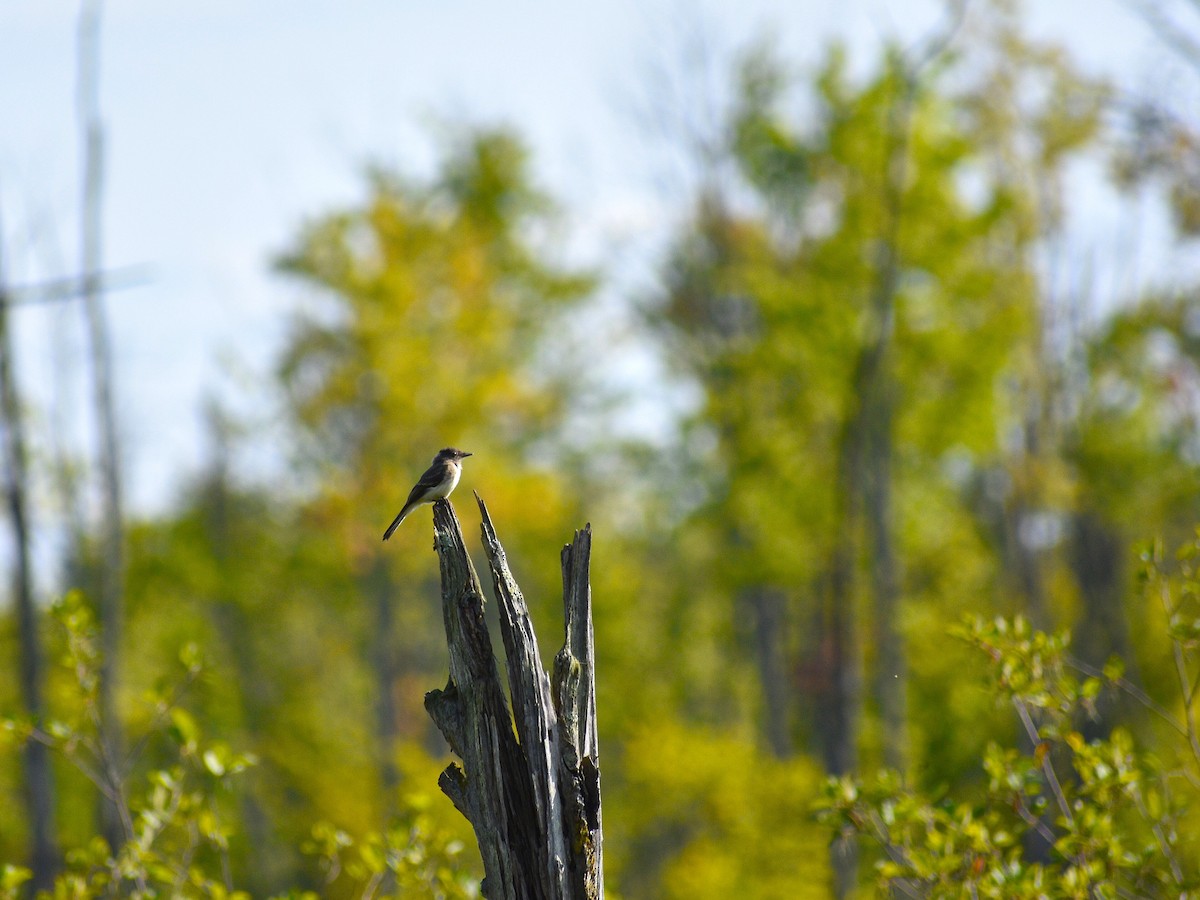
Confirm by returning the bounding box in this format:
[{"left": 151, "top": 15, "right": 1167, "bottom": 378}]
[
  {"left": 819, "top": 545, "right": 1200, "bottom": 897},
  {"left": 1074, "top": 296, "right": 1200, "bottom": 530},
  {"left": 3, "top": 593, "right": 478, "bottom": 899},
  {"left": 612, "top": 719, "right": 829, "bottom": 899},
  {"left": 1111, "top": 94, "right": 1200, "bottom": 236},
  {"left": 642, "top": 13, "right": 1109, "bottom": 775},
  {"left": 3, "top": 593, "right": 256, "bottom": 898},
  {"left": 0, "top": 865, "right": 31, "bottom": 900},
  {"left": 304, "top": 806, "right": 477, "bottom": 900}
]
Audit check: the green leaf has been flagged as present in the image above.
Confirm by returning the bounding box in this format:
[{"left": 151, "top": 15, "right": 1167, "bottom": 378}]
[{"left": 203, "top": 749, "right": 226, "bottom": 777}]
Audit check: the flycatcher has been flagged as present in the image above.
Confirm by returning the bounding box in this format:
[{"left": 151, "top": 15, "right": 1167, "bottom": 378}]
[{"left": 382, "top": 448, "right": 473, "bottom": 540}]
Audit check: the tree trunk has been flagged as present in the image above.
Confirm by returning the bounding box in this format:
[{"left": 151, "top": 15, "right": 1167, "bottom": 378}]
[
  {"left": 819, "top": 58, "right": 917, "bottom": 897},
  {"left": 823, "top": 485, "right": 861, "bottom": 900},
  {"left": 857, "top": 54, "right": 913, "bottom": 775},
  {"left": 1069, "top": 510, "right": 1137, "bottom": 738},
  {"left": 863, "top": 381, "right": 905, "bottom": 772},
  {"left": 367, "top": 555, "right": 401, "bottom": 797},
  {"left": 0, "top": 276, "right": 60, "bottom": 890},
  {"left": 78, "top": 0, "right": 127, "bottom": 852},
  {"left": 747, "top": 587, "right": 793, "bottom": 759},
  {"left": 423, "top": 495, "right": 602, "bottom": 899},
  {"left": 198, "top": 408, "right": 287, "bottom": 893}
]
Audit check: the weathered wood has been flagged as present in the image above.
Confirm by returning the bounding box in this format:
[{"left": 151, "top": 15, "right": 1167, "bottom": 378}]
[
  {"left": 425, "top": 496, "right": 603, "bottom": 900},
  {"left": 555, "top": 526, "right": 603, "bottom": 899},
  {"left": 477, "top": 494, "right": 571, "bottom": 898},
  {"left": 425, "top": 499, "right": 539, "bottom": 899}
]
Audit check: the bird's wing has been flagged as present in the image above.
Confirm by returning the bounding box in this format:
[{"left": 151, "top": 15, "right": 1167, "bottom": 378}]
[
  {"left": 404, "top": 462, "right": 446, "bottom": 506},
  {"left": 382, "top": 461, "right": 451, "bottom": 541}
]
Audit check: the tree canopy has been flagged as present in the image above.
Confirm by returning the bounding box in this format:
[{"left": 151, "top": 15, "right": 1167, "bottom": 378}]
[{"left": 3, "top": 4, "right": 1200, "bottom": 898}]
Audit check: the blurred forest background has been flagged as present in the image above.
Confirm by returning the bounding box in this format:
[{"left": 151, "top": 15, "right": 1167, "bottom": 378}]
[{"left": 4, "top": 0, "right": 1200, "bottom": 896}]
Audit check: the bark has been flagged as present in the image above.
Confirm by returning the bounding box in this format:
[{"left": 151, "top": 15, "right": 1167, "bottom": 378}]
[
  {"left": 1011, "top": 408, "right": 1054, "bottom": 630},
  {"left": 994, "top": 488, "right": 1052, "bottom": 630},
  {"left": 1069, "top": 511, "right": 1137, "bottom": 737},
  {"left": 857, "top": 55, "right": 913, "bottom": 776},
  {"left": 423, "top": 495, "right": 602, "bottom": 899},
  {"left": 367, "top": 556, "right": 402, "bottom": 797},
  {"left": 0, "top": 278, "right": 60, "bottom": 889},
  {"left": 823, "top": 495, "right": 861, "bottom": 900},
  {"left": 821, "top": 54, "right": 920, "bottom": 898},
  {"left": 747, "top": 587, "right": 792, "bottom": 759},
  {"left": 554, "top": 517, "right": 603, "bottom": 899},
  {"left": 817, "top": 551, "right": 859, "bottom": 778}
]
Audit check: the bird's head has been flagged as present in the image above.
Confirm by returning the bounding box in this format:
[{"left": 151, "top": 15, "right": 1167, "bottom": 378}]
[{"left": 436, "top": 447, "right": 472, "bottom": 462}]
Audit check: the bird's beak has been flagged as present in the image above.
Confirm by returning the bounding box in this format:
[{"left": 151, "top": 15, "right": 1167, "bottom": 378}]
[{"left": 462, "top": 452, "right": 473, "bottom": 458}]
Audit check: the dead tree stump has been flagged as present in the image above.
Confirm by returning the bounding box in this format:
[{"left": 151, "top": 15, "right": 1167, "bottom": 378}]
[{"left": 424, "top": 493, "right": 603, "bottom": 900}]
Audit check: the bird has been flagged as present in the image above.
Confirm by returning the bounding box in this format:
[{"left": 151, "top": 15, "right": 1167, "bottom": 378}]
[{"left": 382, "top": 448, "right": 473, "bottom": 540}]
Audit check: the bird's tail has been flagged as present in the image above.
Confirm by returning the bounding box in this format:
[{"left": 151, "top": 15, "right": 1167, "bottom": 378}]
[{"left": 382, "top": 505, "right": 412, "bottom": 541}]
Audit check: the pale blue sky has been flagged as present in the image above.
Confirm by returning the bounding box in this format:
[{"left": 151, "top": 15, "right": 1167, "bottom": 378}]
[{"left": 0, "top": 0, "right": 1175, "bottom": 517}]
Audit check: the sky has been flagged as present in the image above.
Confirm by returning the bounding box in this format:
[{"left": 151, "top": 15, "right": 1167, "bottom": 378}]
[{"left": 0, "top": 0, "right": 1182, "bottom": 520}]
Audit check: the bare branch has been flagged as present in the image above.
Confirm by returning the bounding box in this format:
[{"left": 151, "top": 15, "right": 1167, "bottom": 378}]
[
  {"left": 2, "top": 265, "right": 151, "bottom": 307},
  {"left": 1014, "top": 698, "right": 1074, "bottom": 827}
]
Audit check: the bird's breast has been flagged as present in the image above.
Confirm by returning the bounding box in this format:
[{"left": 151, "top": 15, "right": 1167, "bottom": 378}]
[{"left": 437, "top": 464, "right": 462, "bottom": 498}]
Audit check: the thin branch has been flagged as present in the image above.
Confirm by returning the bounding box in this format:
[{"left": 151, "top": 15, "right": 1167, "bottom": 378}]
[
  {"left": 1013, "top": 791, "right": 1060, "bottom": 847},
  {"left": 125, "top": 665, "right": 201, "bottom": 767},
  {"left": 905, "top": 0, "right": 970, "bottom": 78},
  {"left": 1014, "top": 698, "right": 1074, "bottom": 827},
  {"left": 1125, "top": 0, "right": 1200, "bottom": 71},
  {"left": 2, "top": 265, "right": 151, "bottom": 307},
  {"left": 860, "top": 813, "right": 924, "bottom": 900},
  {"left": 24, "top": 728, "right": 112, "bottom": 801},
  {"left": 361, "top": 869, "right": 384, "bottom": 900},
  {"left": 172, "top": 822, "right": 198, "bottom": 896},
  {"left": 1156, "top": 579, "right": 1200, "bottom": 769},
  {"left": 1066, "top": 656, "right": 1187, "bottom": 738},
  {"left": 1129, "top": 782, "right": 1184, "bottom": 885},
  {"left": 1172, "top": 637, "right": 1200, "bottom": 769}
]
